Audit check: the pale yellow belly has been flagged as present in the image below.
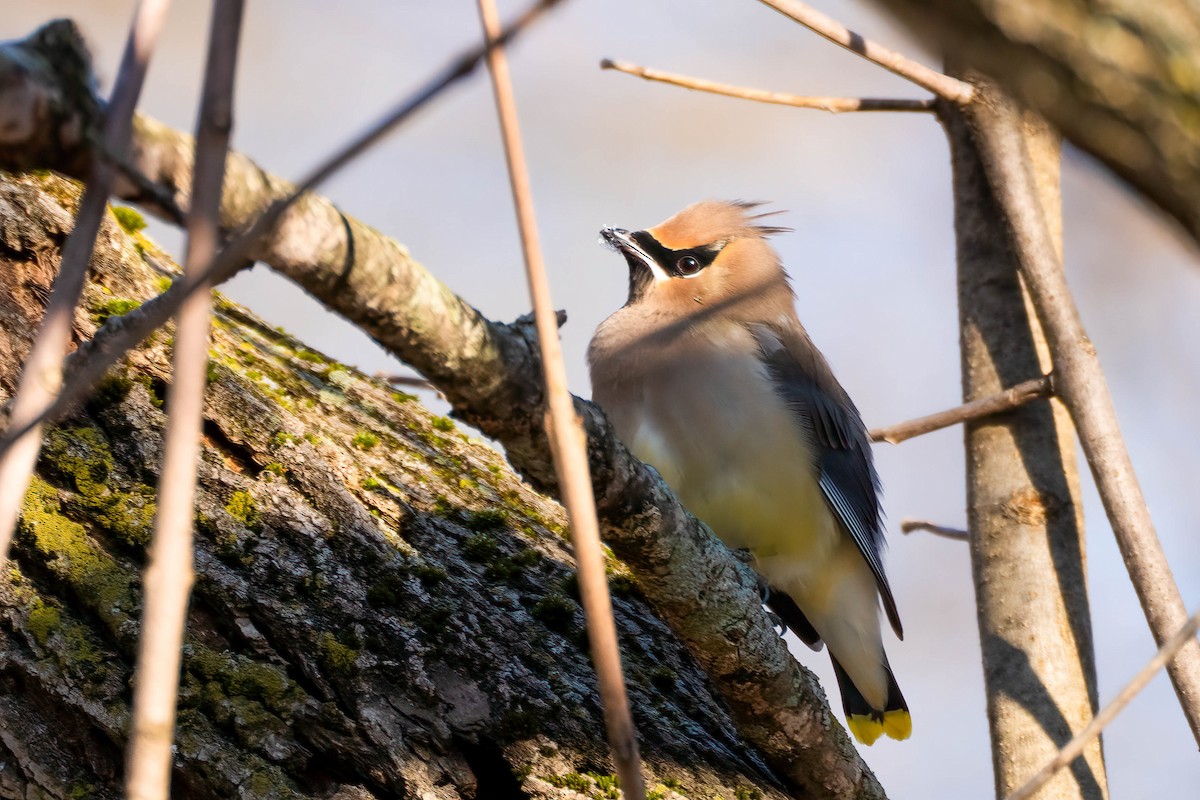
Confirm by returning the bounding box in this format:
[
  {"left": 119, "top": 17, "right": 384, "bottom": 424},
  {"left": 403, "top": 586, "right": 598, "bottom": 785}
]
[{"left": 626, "top": 378, "right": 840, "bottom": 590}]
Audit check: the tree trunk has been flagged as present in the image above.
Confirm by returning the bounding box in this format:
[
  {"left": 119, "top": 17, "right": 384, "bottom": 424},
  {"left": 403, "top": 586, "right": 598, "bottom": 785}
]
[
  {"left": 0, "top": 171, "right": 790, "bottom": 800},
  {"left": 943, "top": 81, "right": 1108, "bottom": 800}
]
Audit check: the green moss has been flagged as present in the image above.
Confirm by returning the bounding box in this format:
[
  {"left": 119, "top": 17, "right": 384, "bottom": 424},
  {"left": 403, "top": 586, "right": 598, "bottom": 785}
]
[
  {"left": 412, "top": 563, "right": 447, "bottom": 585},
  {"left": 88, "top": 372, "right": 133, "bottom": 410},
  {"left": 318, "top": 632, "right": 359, "bottom": 677},
  {"left": 463, "top": 532, "right": 499, "bottom": 562},
  {"left": 66, "top": 781, "right": 98, "bottom": 799},
  {"left": 735, "top": 788, "right": 764, "bottom": 800},
  {"left": 225, "top": 490, "right": 262, "bottom": 533},
  {"left": 589, "top": 772, "right": 620, "bottom": 798},
  {"left": 431, "top": 415, "right": 455, "bottom": 432},
  {"left": 206, "top": 360, "right": 221, "bottom": 383},
  {"left": 37, "top": 427, "right": 156, "bottom": 547},
  {"left": 646, "top": 789, "right": 667, "bottom": 800},
  {"left": 264, "top": 462, "right": 286, "bottom": 477},
  {"left": 486, "top": 547, "right": 540, "bottom": 581},
  {"left": 544, "top": 773, "right": 591, "bottom": 792},
  {"left": 19, "top": 477, "right": 136, "bottom": 635},
  {"left": 391, "top": 391, "right": 418, "bottom": 403},
  {"left": 227, "top": 660, "right": 290, "bottom": 708},
  {"left": 295, "top": 349, "right": 325, "bottom": 364},
  {"left": 351, "top": 430, "right": 378, "bottom": 450},
  {"left": 93, "top": 297, "right": 141, "bottom": 324},
  {"left": 111, "top": 205, "right": 147, "bottom": 233},
  {"left": 531, "top": 593, "right": 577, "bottom": 634},
  {"left": 27, "top": 598, "right": 62, "bottom": 645},
  {"left": 362, "top": 476, "right": 382, "bottom": 491},
  {"left": 155, "top": 274, "right": 174, "bottom": 292},
  {"left": 183, "top": 645, "right": 299, "bottom": 715},
  {"left": 272, "top": 431, "right": 301, "bottom": 447}
]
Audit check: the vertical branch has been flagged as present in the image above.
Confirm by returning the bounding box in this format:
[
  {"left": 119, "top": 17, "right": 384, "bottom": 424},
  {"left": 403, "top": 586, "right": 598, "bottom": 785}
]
[
  {"left": 943, "top": 77, "right": 1108, "bottom": 800},
  {"left": 0, "top": 0, "right": 170, "bottom": 565},
  {"left": 968, "top": 79, "right": 1200, "bottom": 747},
  {"left": 124, "top": 4, "right": 244, "bottom": 798},
  {"left": 475, "top": 2, "right": 645, "bottom": 798}
]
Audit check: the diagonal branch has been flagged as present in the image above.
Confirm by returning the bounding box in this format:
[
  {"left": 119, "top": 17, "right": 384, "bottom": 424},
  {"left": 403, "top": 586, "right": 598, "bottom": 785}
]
[
  {"left": 477, "top": 1, "right": 645, "bottom": 796},
  {"left": 1007, "top": 607, "right": 1200, "bottom": 800},
  {"left": 0, "top": 0, "right": 565, "bottom": 455},
  {"left": 869, "top": 374, "right": 1053, "bottom": 444},
  {"left": 601, "top": 59, "right": 935, "bottom": 113},
  {"left": 0, "top": 23, "right": 885, "bottom": 800},
  {"left": 753, "top": 0, "right": 974, "bottom": 104}
]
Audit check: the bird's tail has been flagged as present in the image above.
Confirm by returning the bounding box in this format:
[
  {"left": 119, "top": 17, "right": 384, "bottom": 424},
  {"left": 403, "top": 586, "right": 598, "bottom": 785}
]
[{"left": 831, "top": 655, "right": 910, "bottom": 746}]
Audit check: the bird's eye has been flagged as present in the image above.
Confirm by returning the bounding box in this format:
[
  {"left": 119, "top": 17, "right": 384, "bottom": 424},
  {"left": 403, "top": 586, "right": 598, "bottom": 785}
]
[{"left": 676, "top": 255, "right": 702, "bottom": 275}]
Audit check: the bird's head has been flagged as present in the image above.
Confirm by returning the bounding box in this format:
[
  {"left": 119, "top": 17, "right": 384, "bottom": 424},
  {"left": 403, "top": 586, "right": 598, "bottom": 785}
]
[{"left": 600, "top": 200, "right": 793, "bottom": 317}]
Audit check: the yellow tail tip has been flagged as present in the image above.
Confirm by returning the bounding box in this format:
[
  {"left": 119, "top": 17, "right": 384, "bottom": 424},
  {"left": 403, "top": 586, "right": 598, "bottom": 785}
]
[
  {"left": 883, "top": 709, "right": 912, "bottom": 740},
  {"left": 847, "top": 710, "right": 911, "bottom": 745}
]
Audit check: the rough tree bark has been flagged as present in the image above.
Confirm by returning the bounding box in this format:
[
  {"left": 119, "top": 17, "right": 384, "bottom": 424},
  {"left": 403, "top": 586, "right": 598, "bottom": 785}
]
[
  {"left": 0, "top": 20, "right": 886, "bottom": 799},
  {"left": 0, "top": 170, "right": 797, "bottom": 800},
  {"left": 943, "top": 81, "right": 1107, "bottom": 799},
  {"left": 872, "top": 0, "right": 1200, "bottom": 251}
]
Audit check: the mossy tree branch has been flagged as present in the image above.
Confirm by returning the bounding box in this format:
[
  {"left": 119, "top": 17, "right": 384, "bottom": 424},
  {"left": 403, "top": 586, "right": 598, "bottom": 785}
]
[{"left": 0, "top": 19, "right": 884, "bottom": 800}]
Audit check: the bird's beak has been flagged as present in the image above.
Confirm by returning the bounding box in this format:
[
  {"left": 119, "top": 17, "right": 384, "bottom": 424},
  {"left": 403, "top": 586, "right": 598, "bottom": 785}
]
[{"left": 600, "top": 226, "right": 658, "bottom": 274}]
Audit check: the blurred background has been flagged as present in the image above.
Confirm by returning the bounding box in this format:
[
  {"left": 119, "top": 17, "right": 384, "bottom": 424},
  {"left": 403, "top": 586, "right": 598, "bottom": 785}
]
[{"left": 5, "top": 1, "right": 1199, "bottom": 796}]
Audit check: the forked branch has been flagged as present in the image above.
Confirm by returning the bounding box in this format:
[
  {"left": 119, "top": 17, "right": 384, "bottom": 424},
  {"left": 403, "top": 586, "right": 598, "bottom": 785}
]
[{"left": 754, "top": 0, "right": 974, "bottom": 104}]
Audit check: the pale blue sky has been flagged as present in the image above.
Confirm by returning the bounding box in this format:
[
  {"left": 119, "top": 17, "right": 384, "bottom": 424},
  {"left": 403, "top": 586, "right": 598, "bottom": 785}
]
[{"left": 7, "top": 1, "right": 1200, "bottom": 797}]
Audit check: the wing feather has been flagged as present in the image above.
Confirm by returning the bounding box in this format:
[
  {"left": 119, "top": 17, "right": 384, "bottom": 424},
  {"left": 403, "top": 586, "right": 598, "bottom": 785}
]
[{"left": 749, "top": 322, "right": 903, "bottom": 638}]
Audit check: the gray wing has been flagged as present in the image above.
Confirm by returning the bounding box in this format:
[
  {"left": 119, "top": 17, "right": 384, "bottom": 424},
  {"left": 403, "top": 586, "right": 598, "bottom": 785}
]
[{"left": 749, "top": 322, "right": 902, "bottom": 638}]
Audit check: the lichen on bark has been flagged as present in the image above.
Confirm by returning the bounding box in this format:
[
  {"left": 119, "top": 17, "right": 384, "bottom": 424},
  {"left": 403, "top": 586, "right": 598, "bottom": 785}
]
[{"left": 0, "top": 171, "right": 790, "bottom": 799}]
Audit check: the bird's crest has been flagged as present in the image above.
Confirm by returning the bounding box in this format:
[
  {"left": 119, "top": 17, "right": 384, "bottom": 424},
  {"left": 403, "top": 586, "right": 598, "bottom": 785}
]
[{"left": 649, "top": 199, "right": 792, "bottom": 250}]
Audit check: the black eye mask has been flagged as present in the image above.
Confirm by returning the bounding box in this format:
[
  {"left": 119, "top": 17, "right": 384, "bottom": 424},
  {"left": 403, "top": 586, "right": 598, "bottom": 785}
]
[{"left": 630, "top": 231, "right": 726, "bottom": 278}]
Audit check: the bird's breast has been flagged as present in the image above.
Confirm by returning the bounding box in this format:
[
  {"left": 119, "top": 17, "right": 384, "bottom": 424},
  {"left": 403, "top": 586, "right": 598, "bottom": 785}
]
[{"left": 596, "top": 326, "right": 839, "bottom": 572}]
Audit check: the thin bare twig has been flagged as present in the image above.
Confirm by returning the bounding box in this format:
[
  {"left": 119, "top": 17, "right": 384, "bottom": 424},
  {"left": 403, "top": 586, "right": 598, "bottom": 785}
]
[
  {"left": 869, "top": 374, "right": 1053, "bottom": 444},
  {"left": 754, "top": 0, "right": 974, "bottom": 104},
  {"left": 477, "top": 2, "right": 645, "bottom": 797},
  {"left": 0, "top": 0, "right": 171, "bottom": 567},
  {"left": 900, "top": 519, "right": 969, "bottom": 541},
  {"left": 1007, "top": 607, "right": 1200, "bottom": 800},
  {"left": 0, "top": 0, "right": 564, "bottom": 457},
  {"left": 972, "top": 95, "right": 1200, "bottom": 746},
  {"left": 125, "top": 3, "right": 243, "bottom": 799},
  {"left": 602, "top": 58, "right": 935, "bottom": 113}
]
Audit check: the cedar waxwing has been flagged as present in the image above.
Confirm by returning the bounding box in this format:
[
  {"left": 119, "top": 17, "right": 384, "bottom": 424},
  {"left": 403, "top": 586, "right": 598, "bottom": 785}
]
[{"left": 587, "top": 200, "right": 909, "bottom": 746}]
